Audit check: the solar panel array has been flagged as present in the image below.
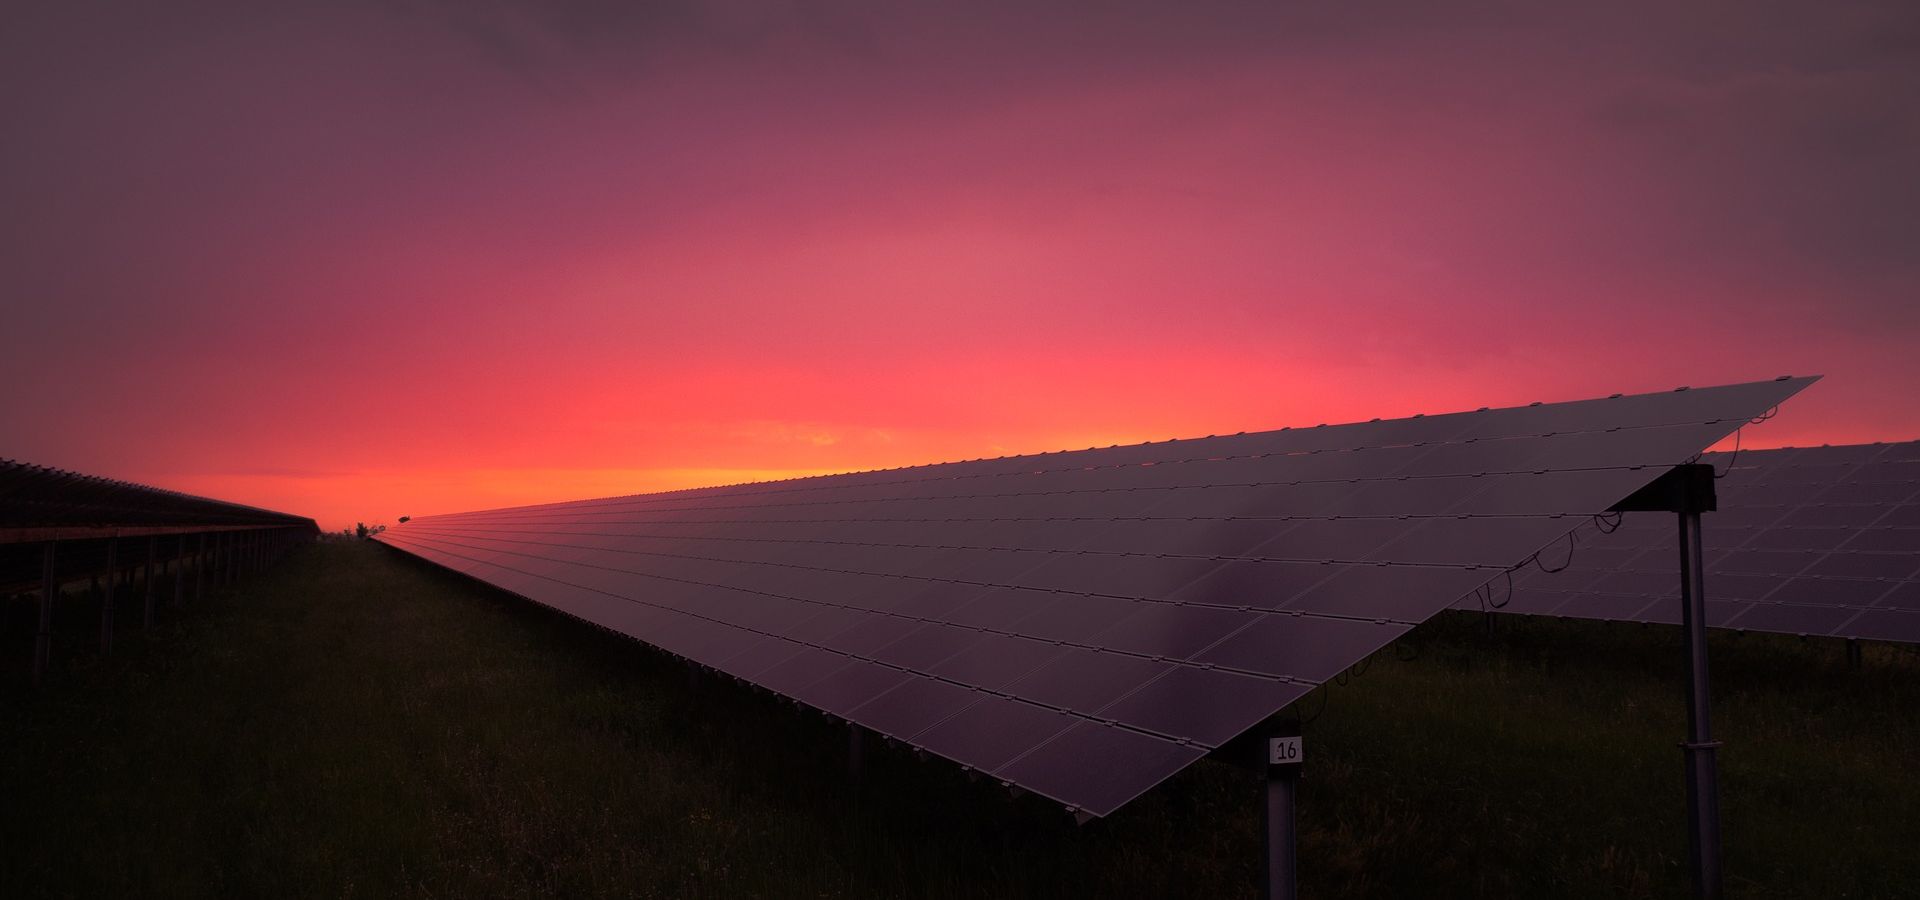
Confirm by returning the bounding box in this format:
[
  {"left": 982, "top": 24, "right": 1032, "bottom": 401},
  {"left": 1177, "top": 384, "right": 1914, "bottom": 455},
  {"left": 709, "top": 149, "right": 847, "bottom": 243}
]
[
  {"left": 0, "top": 458, "right": 317, "bottom": 537},
  {"left": 1465, "top": 440, "right": 1920, "bottom": 644},
  {"left": 377, "top": 377, "right": 1813, "bottom": 817}
]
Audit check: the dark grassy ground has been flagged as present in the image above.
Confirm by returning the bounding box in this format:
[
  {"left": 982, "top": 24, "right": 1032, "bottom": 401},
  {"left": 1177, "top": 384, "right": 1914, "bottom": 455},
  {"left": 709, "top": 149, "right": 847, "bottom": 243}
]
[{"left": 3, "top": 540, "right": 1915, "bottom": 898}]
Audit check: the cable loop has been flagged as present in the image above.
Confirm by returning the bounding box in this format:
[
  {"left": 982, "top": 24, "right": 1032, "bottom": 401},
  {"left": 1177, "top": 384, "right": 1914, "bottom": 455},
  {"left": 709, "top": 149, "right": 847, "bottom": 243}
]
[
  {"left": 1489, "top": 569, "right": 1514, "bottom": 609},
  {"left": 1533, "top": 531, "right": 1576, "bottom": 574},
  {"left": 1715, "top": 404, "right": 1777, "bottom": 479},
  {"left": 1715, "top": 427, "right": 1744, "bottom": 479}
]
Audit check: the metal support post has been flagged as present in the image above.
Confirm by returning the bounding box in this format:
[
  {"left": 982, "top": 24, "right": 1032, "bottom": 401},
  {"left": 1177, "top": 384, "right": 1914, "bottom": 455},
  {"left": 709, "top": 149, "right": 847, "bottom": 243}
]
[
  {"left": 1846, "top": 638, "right": 1862, "bottom": 669},
  {"left": 1613, "top": 463, "right": 1723, "bottom": 900},
  {"left": 34, "top": 542, "right": 57, "bottom": 685},
  {"left": 1678, "top": 509, "right": 1723, "bottom": 900},
  {"left": 194, "top": 533, "right": 206, "bottom": 601},
  {"left": 172, "top": 536, "right": 185, "bottom": 607},
  {"left": 101, "top": 538, "right": 117, "bottom": 654},
  {"left": 143, "top": 536, "right": 157, "bottom": 628},
  {"left": 1263, "top": 723, "right": 1303, "bottom": 900},
  {"left": 848, "top": 724, "right": 866, "bottom": 780}
]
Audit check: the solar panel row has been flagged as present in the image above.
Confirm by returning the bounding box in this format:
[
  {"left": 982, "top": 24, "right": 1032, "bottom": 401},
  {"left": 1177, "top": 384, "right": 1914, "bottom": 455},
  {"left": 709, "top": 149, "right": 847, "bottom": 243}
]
[
  {"left": 1468, "top": 440, "right": 1920, "bottom": 644},
  {"left": 0, "top": 458, "right": 318, "bottom": 536},
  {"left": 378, "top": 377, "right": 1815, "bottom": 816}
]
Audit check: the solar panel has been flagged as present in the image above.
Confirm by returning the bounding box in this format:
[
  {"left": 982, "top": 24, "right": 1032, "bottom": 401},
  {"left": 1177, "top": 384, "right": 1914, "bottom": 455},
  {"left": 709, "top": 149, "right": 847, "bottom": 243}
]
[
  {"left": 378, "top": 377, "right": 1813, "bottom": 817},
  {"left": 1458, "top": 439, "right": 1920, "bottom": 644}
]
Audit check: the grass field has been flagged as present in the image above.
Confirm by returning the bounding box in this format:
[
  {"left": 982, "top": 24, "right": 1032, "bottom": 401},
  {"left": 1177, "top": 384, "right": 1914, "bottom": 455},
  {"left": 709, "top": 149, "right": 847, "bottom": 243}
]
[{"left": 3, "top": 540, "right": 1916, "bottom": 898}]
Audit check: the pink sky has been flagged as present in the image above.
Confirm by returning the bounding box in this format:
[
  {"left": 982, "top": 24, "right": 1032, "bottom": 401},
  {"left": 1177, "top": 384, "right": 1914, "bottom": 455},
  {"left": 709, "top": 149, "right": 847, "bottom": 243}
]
[{"left": 4, "top": 1, "right": 1918, "bottom": 530}]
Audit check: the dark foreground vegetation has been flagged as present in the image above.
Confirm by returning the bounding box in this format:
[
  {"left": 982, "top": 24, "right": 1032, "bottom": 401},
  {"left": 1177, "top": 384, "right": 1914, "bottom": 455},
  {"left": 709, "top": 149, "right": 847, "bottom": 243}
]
[{"left": 3, "top": 541, "right": 1916, "bottom": 898}]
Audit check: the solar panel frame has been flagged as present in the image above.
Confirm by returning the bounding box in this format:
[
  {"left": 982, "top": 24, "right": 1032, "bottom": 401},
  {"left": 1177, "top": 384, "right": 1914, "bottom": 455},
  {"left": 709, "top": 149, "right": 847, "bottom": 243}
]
[{"left": 379, "top": 377, "right": 1816, "bottom": 816}]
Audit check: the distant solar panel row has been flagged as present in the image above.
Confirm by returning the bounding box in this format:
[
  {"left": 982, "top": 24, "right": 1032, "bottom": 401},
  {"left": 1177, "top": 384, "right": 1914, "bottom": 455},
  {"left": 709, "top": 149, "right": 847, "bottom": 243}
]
[
  {"left": 1464, "top": 440, "right": 1920, "bottom": 643},
  {"left": 0, "top": 458, "right": 316, "bottom": 535},
  {"left": 378, "top": 377, "right": 1813, "bottom": 817}
]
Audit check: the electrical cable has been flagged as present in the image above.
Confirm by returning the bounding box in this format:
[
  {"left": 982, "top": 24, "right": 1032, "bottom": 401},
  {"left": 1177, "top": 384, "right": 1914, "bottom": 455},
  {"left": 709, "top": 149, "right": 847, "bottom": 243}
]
[
  {"left": 1714, "top": 404, "right": 1777, "bottom": 479},
  {"left": 1532, "top": 531, "right": 1576, "bottom": 573}
]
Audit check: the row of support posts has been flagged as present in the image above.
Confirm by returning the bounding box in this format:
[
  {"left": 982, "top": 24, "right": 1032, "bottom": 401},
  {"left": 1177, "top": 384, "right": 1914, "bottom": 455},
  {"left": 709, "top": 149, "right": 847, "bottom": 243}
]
[{"left": 27, "top": 527, "right": 307, "bottom": 686}]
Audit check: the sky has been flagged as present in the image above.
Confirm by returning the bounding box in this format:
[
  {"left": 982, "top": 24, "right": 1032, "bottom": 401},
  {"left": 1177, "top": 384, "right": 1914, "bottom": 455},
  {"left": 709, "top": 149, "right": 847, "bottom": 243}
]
[{"left": 3, "top": 0, "right": 1918, "bottom": 531}]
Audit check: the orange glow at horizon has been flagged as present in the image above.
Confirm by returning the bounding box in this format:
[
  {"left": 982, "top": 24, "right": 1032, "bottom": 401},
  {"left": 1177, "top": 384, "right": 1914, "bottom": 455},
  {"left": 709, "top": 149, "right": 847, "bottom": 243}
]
[{"left": 136, "top": 366, "right": 1896, "bottom": 533}]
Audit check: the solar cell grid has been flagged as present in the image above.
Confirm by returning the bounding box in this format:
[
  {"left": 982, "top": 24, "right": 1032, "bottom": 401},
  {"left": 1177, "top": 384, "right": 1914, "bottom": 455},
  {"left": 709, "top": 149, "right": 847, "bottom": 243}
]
[
  {"left": 1879, "top": 582, "right": 1920, "bottom": 611},
  {"left": 1847, "top": 608, "right": 1920, "bottom": 642},
  {"left": 380, "top": 377, "right": 1812, "bottom": 816}
]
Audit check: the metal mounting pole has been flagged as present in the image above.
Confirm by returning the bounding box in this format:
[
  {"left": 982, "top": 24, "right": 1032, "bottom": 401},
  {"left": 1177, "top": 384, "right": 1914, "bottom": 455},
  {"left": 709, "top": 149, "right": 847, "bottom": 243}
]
[
  {"left": 143, "top": 536, "right": 157, "bottom": 628},
  {"left": 1679, "top": 509, "right": 1723, "bottom": 899},
  {"left": 102, "top": 538, "right": 118, "bottom": 654},
  {"left": 848, "top": 724, "right": 866, "bottom": 780},
  {"left": 172, "top": 536, "right": 185, "bottom": 607},
  {"left": 194, "top": 533, "right": 206, "bottom": 601},
  {"left": 34, "top": 542, "right": 57, "bottom": 686},
  {"left": 1846, "top": 638, "right": 1862, "bottom": 670},
  {"left": 1263, "top": 724, "right": 1303, "bottom": 900},
  {"left": 1612, "top": 463, "right": 1722, "bottom": 900}
]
